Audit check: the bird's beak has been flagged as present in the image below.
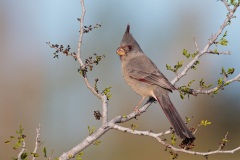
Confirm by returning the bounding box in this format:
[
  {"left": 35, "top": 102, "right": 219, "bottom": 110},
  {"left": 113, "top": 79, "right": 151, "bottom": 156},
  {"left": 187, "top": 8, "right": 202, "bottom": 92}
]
[{"left": 116, "top": 47, "right": 125, "bottom": 56}]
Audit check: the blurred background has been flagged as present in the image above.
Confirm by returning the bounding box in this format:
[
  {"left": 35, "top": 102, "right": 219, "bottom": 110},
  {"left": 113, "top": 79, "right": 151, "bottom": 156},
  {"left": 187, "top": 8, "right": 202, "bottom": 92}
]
[{"left": 1, "top": 0, "right": 240, "bottom": 159}]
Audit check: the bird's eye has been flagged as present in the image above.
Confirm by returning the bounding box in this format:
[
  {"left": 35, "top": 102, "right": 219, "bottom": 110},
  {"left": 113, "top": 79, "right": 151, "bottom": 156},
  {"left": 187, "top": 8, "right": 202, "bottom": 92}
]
[{"left": 127, "top": 45, "right": 132, "bottom": 51}]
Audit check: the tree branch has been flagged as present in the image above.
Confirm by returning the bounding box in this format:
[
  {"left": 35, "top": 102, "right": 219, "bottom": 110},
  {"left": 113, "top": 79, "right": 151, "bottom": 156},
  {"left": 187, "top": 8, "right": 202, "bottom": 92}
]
[
  {"left": 113, "top": 124, "right": 240, "bottom": 156},
  {"left": 57, "top": 0, "right": 240, "bottom": 159},
  {"left": 171, "top": 0, "right": 239, "bottom": 85},
  {"left": 58, "top": 98, "right": 154, "bottom": 160},
  {"left": 194, "top": 73, "right": 240, "bottom": 94}
]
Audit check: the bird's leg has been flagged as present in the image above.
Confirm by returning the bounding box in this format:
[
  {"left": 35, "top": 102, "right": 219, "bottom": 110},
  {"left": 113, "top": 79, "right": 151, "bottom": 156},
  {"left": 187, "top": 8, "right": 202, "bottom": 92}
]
[{"left": 133, "top": 97, "right": 145, "bottom": 112}]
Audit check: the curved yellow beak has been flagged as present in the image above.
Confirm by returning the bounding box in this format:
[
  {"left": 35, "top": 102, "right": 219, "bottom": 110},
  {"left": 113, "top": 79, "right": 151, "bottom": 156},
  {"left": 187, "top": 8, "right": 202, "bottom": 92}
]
[{"left": 116, "top": 47, "right": 125, "bottom": 56}]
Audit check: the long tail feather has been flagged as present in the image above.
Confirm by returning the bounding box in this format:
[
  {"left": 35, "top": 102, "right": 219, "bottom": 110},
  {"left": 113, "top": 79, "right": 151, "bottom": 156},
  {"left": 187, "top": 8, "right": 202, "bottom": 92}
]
[{"left": 154, "top": 91, "right": 194, "bottom": 140}]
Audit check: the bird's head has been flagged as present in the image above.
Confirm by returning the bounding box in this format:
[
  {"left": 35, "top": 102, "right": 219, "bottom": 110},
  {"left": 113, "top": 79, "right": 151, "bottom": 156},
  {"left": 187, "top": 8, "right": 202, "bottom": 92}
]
[{"left": 116, "top": 24, "right": 142, "bottom": 58}]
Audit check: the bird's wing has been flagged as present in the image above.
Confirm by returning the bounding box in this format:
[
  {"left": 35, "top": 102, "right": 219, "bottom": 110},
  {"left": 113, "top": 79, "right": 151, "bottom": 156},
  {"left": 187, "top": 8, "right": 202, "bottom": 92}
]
[{"left": 126, "top": 55, "right": 175, "bottom": 92}]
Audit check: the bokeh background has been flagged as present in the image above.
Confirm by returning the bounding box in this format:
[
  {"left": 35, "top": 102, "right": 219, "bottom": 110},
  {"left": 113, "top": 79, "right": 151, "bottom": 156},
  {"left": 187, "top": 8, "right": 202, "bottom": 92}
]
[{"left": 1, "top": 0, "right": 240, "bottom": 159}]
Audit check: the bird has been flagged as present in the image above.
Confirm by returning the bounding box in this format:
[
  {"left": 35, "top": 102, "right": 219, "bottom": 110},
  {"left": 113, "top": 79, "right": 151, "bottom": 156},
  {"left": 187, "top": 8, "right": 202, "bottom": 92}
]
[{"left": 116, "top": 24, "right": 195, "bottom": 142}]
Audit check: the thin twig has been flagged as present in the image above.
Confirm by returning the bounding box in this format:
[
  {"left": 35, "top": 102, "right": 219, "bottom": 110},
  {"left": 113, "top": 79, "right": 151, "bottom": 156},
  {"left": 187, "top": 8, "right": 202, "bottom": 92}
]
[
  {"left": 194, "top": 73, "right": 240, "bottom": 94},
  {"left": 76, "top": 0, "right": 85, "bottom": 66},
  {"left": 207, "top": 50, "right": 231, "bottom": 55},
  {"left": 17, "top": 140, "right": 26, "bottom": 160},
  {"left": 193, "top": 37, "right": 199, "bottom": 52},
  {"left": 76, "top": 0, "right": 102, "bottom": 99},
  {"left": 32, "top": 124, "right": 41, "bottom": 160}
]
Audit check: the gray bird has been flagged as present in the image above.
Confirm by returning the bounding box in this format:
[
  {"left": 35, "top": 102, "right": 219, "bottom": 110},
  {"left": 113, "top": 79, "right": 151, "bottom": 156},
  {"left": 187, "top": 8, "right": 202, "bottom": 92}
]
[{"left": 116, "top": 24, "right": 195, "bottom": 141}]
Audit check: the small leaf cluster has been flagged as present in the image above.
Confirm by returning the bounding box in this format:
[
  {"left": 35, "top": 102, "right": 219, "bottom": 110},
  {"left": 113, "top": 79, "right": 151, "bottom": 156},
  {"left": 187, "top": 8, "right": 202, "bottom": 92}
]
[
  {"left": 215, "top": 67, "right": 235, "bottom": 94},
  {"left": 183, "top": 49, "right": 199, "bottom": 58},
  {"left": 169, "top": 150, "right": 178, "bottom": 160},
  {"left": 199, "top": 120, "right": 211, "bottom": 127},
  {"left": 5, "top": 125, "right": 50, "bottom": 160},
  {"left": 179, "top": 78, "right": 216, "bottom": 99},
  {"left": 5, "top": 125, "right": 25, "bottom": 150},
  {"left": 47, "top": 42, "right": 77, "bottom": 60},
  {"left": 199, "top": 79, "right": 213, "bottom": 89},
  {"left": 166, "top": 49, "right": 200, "bottom": 73},
  {"left": 171, "top": 133, "right": 177, "bottom": 145},
  {"left": 178, "top": 80, "right": 196, "bottom": 99},
  {"left": 102, "top": 87, "right": 111, "bottom": 100},
  {"left": 88, "top": 126, "right": 95, "bottom": 135},
  {"left": 93, "top": 139, "right": 101, "bottom": 146},
  {"left": 75, "top": 152, "right": 84, "bottom": 160},
  {"left": 183, "top": 49, "right": 200, "bottom": 70},
  {"left": 78, "top": 22, "right": 102, "bottom": 33},
  {"left": 166, "top": 61, "right": 183, "bottom": 73},
  {"left": 217, "top": 31, "right": 228, "bottom": 46},
  {"left": 185, "top": 116, "right": 193, "bottom": 124},
  {"left": 78, "top": 53, "right": 105, "bottom": 77},
  {"left": 228, "top": 0, "right": 240, "bottom": 6},
  {"left": 221, "top": 67, "right": 235, "bottom": 78}
]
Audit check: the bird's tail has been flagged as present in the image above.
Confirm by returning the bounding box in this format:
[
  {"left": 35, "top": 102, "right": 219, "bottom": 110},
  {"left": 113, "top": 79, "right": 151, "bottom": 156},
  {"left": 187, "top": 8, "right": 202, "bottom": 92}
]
[{"left": 154, "top": 91, "right": 195, "bottom": 141}]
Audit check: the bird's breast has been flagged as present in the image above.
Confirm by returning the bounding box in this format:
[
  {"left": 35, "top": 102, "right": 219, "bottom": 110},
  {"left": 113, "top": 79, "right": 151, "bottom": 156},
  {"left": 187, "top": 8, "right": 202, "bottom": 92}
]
[{"left": 121, "top": 65, "right": 154, "bottom": 98}]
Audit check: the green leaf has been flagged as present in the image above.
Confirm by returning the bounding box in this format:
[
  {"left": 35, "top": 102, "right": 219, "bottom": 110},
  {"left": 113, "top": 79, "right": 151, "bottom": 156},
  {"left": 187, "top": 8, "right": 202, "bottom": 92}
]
[
  {"left": 200, "top": 120, "right": 211, "bottom": 126},
  {"left": 5, "top": 140, "right": 11, "bottom": 144},
  {"left": 227, "top": 68, "right": 235, "bottom": 75},
  {"left": 223, "top": 30, "right": 227, "bottom": 37},
  {"left": 32, "top": 153, "right": 39, "bottom": 157},
  {"left": 187, "top": 80, "right": 195, "bottom": 87},
  {"left": 186, "top": 117, "right": 191, "bottom": 123},
  {"left": 218, "top": 37, "right": 228, "bottom": 46},
  {"left": 174, "top": 61, "right": 184, "bottom": 72},
  {"left": 183, "top": 49, "right": 190, "bottom": 58},
  {"left": 93, "top": 139, "right": 101, "bottom": 146},
  {"left": 218, "top": 78, "right": 223, "bottom": 86},
  {"left": 20, "top": 152, "right": 28, "bottom": 159},
  {"left": 199, "top": 78, "right": 212, "bottom": 88},
  {"left": 102, "top": 87, "right": 112, "bottom": 100},
  {"left": 213, "top": 48, "right": 219, "bottom": 54},
  {"left": 180, "top": 93, "right": 185, "bottom": 99},
  {"left": 171, "top": 133, "right": 177, "bottom": 145},
  {"left": 192, "top": 51, "right": 199, "bottom": 58},
  {"left": 43, "top": 147, "right": 47, "bottom": 157},
  {"left": 76, "top": 152, "right": 84, "bottom": 160},
  {"left": 166, "top": 64, "right": 173, "bottom": 71},
  {"left": 88, "top": 126, "right": 96, "bottom": 135}
]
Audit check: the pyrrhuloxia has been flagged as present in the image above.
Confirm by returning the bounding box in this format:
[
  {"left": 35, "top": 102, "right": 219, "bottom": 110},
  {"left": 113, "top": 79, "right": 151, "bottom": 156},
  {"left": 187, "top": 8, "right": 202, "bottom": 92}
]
[{"left": 116, "top": 25, "right": 195, "bottom": 141}]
